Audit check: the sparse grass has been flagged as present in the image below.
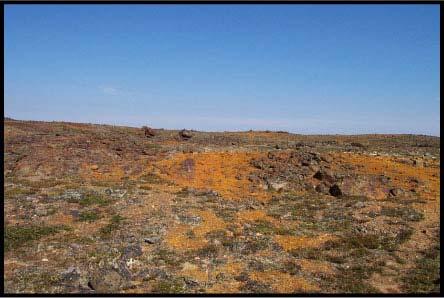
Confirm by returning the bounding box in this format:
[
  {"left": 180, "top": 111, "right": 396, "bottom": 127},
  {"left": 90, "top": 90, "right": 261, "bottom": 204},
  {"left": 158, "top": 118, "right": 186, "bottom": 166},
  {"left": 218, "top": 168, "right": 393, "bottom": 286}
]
[
  {"left": 281, "top": 260, "right": 302, "bottom": 275},
  {"left": 214, "top": 208, "right": 237, "bottom": 221},
  {"left": 152, "top": 278, "right": 185, "bottom": 293},
  {"left": 139, "top": 173, "right": 167, "bottom": 184},
  {"left": 45, "top": 206, "right": 58, "bottom": 216},
  {"left": 154, "top": 249, "right": 182, "bottom": 266},
  {"left": 99, "top": 214, "right": 125, "bottom": 237},
  {"left": 78, "top": 210, "right": 101, "bottom": 222},
  {"left": 195, "top": 244, "right": 219, "bottom": 258},
  {"left": 10, "top": 270, "right": 62, "bottom": 293},
  {"left": 186, "top": 230, "right": 197, "bottom": 239},
  {"left": 380, "top": 206, "right": 424, "bottom": 222},
  {"left": 4, "top": 187, "right": 38, "bottom": 199},
  {"left": 12, "top": 178, "right": 62, "bottom": 189},
  {"left": 140, "top": 185, "right": 152, "bottom": 191},
  {"left": 205, "top": 229, "right": 227, "bottom": 240},
  {"left": 4, "top": 224, "right": 71, "bottom": 252},
  {"left": 289, "top": 247, "right": 324, "bottom": 261},
  {"left": 79, "top": 193, "right": 110, "bottom": 207},
  {"left": 226, "top": 238, "right": 269, "bottom": 254},
  {"left": 145, "top": 143, "right": 163, "bottom": 150},
  {"left": 334, "top": 265, "right": 380, "bottom": 293},
  {"left": 402, "top": 245, "right": 440, "bottom": 293},
  {"left": 249, "top": 220, "right": 275, "bottom": 235},
  {"left": 90, "top": 180, "right": 121, "bottom": 187},
  {"left": 175, "top": 188, "right": 190, "bottom": 198},
  {"left": 248, "top": 220, "right": 293, "bottom": 236}
]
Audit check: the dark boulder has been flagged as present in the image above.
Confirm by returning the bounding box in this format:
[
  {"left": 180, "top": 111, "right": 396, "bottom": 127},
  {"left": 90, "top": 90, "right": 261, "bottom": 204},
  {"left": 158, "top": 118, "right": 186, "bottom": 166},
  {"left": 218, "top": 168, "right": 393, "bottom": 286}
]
[
  {"left": 142, "top": 126, "right": 156, "bottom": 138},
  {"left": 329, "top": 184, "right": 342, "bottom": 197},
  {"left": 179, "top": 129, "right": 193, "bottom": 140},
  {"left": 313, "top": 169, "right": 336, "bottom": 184}
]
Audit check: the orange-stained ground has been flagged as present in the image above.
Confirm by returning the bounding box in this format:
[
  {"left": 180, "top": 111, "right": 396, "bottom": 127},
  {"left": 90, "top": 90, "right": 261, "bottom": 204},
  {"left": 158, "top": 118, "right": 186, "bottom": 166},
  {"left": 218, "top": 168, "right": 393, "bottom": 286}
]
[
  {"left": 331, "top": 152, "right": 440, "bottom": 201},
  {"left": 249, "top": 270, "right": 319, "bottom": 293},
  {"left": 274, "top": 234, "right": 337, "bottom": 252},
  {"left": 165, "top": 210, "right": 227, "bottom": 251},
  {"left": 155, "top": 152, "right": 271, "bottom": 201}
]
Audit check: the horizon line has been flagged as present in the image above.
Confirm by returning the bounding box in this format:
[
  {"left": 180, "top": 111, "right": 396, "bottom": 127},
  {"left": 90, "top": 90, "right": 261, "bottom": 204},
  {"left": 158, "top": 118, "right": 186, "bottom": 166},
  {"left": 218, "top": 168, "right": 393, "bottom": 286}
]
[{"left": 4, "top": 116, "right": 440, "bottom": 138}]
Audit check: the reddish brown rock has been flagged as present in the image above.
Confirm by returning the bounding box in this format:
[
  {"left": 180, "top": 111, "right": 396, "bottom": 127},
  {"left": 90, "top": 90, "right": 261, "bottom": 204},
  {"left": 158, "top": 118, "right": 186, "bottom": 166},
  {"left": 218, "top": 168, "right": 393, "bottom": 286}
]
[{"left": 142, "top": 126, "right": 156, "bottom": 138}]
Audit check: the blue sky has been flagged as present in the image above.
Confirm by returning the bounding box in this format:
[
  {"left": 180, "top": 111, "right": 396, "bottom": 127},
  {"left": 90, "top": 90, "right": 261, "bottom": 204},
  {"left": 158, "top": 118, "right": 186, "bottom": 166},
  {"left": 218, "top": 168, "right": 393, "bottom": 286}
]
[{"left": 4, "top": 5, "right": 440, "bottom": 135}]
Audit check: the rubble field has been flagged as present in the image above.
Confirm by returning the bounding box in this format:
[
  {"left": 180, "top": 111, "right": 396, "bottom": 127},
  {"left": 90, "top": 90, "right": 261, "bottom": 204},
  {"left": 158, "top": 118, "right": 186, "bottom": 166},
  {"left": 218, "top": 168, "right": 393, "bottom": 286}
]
[{"left": 3, "top": 119, "right": 440, "bottom": 294}]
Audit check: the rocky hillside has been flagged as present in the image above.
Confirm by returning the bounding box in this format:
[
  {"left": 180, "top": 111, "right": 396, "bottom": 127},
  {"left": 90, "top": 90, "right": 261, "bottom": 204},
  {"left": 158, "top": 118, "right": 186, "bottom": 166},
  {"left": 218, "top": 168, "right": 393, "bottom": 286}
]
[{"left": 3, "top": 119, "right": 440, "bottom": 294}]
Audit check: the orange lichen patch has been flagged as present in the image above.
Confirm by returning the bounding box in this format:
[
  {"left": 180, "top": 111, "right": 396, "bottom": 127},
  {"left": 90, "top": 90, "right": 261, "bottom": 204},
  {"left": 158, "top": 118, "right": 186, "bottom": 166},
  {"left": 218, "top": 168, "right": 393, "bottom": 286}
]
[
  {"left": 165, "top": 224, "right": 208, "bottom": 251},
  {"left": 249, "top": 270, "right": 319, "bottom": 293},
  {"left": 207, "top": 281, "right": 243, "bottom": 293},
  {"left": 213, "top": 261, "right": 245, "bottom": 278},
  {"left": 331, "top": 153, "right": 440, "bottom": 200},
  {"left": 180, "top": 262, "right": 209, "bottom": 282},
  {"left": 193, "top": 210, "right": 227, "bottom": 237},
  {"left": 79, "top": 163, "right": 126, "bottom": 182},
  {"left": 236, "top": 210, "right": 280, "bottom": 225},
  {"left": 295, "top": 259, "right": 336, "bottom": 276},
  {"left": 274, "top": 234, "right": 337, "bottom": 252},
  {"left": 166, "top": 210, "right": 226, "bottom": 251},
  {"left": 155, "top": 152, "right": 271, "bottom": 201}
]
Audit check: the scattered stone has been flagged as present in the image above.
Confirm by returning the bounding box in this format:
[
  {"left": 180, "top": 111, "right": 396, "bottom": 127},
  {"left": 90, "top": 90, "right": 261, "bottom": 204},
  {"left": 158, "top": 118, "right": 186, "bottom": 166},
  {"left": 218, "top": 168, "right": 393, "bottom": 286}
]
[
  {"left": 354, "top": 201, "right": 367, "bottom": 209},
  {"left": 313, "top": 170, "right": 336, "bottom": 184},
  {"left": 122, "top": 245, "right": 143, "bottom": 259},
  {"left": 309, "top": 164, "right": 320, "bottom": 173},
  {"left": 413, "top": 159, "right": 424, "bottom": 167},
  {"left": 183, "top": 277, "right": 199, "bottom": 287},
  {"left": 350, "top": 142, "right": 366, "bottom": 148},
  {"left": 143, "top": 237, "right": 160, "bottom": 244},
  {"left": 389, "top": 188, "right": 404, "bottom": 197},
  {"left": 88, "top": 270, "right": 127, "bottom": 293},
  {"left": 142, "top": 126, "right": 156, "bottom": 138},
  {"left": 35, "top": 207, "right": 48, "bottom": 216},
  {"left": 139, "top": 268, "right": 169, "bottom": 281},
  {"left": 70, "top": 210, "right": 80, "bottom": 218},
  {"left": 379, "top": 175, "right": 391, "bottom": 184},
  {"left": 248, "top": 174, "right": 261, "bottom": 183},
  {"left": 179, "top": 129, "right": 193, "bottom": 140},
  {"left": 267, "top": 180, "right": 287, "bottom": 191},
  {"left": 61, "top": 267, "right": 81, "bottom": 283},
  {"left": 57, "top": 190, "right": 82, "bottom": 201},
  {"left": 182, "top": 158, "right": 195, "bottom": 173},
  {"left": 315, "top": 183, "right": 330, "bottom": 195},
  {"left": 178, "top": 214, "right": 202, "bottom": 225},
  {"left": 320, "top": 154, "right": 333, "bottom": 163},
  {"left": 301, "top": 160, "right": 311, "bottom": 166},
  {"left": 90, "top": 165, "right": 99, "bottom": 171},
  {"left": 329, "top": 184, "right": 342, "bottom": 197}
]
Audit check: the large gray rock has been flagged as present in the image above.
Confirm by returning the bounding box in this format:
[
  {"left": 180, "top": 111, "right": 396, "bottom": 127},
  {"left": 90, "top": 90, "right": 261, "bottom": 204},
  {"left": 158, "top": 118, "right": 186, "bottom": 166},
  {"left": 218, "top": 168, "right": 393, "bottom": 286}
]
[
  {"left": 179, "top": 129, "right": 193, "bottom": 140},
  {"left": 88, "top": 270, "right": 127, "bottom": 293}
]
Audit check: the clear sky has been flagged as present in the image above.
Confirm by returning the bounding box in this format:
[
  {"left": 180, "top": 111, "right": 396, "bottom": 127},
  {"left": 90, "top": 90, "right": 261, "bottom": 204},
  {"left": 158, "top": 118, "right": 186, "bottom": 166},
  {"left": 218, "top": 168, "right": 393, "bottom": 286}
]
[{"left": 4, "top": 4, "right": 440, "bottom": 135}]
